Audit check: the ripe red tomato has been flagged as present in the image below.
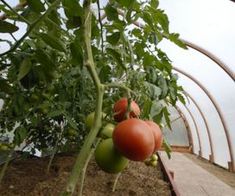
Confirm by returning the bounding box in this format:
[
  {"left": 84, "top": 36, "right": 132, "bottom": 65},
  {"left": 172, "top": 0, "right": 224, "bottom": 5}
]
[
  {"left": 113, "top": 98, "right": 140, "bottom": 122},
  {"left": 145, "top": 121, "right": 163, "bottom": 152},
  {"left": 112, "top": 118, "right": 155, "bottom": 161},
  {"left": 94, "top": 138, "right": 129, "bottom": 173}
]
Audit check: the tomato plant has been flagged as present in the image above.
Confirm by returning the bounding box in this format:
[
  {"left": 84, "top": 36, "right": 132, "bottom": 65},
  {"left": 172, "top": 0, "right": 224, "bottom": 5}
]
[
  {"left": 95, "top": 138, "right": 129, "bottom": 173},
  {"left": 113, "top": 98, "right": 140, "bottom": 122},
  {"left": 0, "top": 0, "right": 187, "bottom": 195},
  {"left": 113, "top": 118, "right": 155, "bottom": 161}
]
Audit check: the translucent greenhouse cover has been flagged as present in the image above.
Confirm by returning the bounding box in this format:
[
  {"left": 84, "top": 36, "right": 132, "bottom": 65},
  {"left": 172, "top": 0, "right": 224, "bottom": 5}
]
[
  {"left": 158, "top": 0, "right": 235, "bottom": 169},
  {"left": 1, "top": 0, "right": 235, "bottom": 169}
]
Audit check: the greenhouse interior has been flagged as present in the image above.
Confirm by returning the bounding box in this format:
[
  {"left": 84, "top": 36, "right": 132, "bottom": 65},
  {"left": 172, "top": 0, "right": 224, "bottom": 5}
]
[{"left": 0, "top": 0, "right": 234, "bottom": 195}]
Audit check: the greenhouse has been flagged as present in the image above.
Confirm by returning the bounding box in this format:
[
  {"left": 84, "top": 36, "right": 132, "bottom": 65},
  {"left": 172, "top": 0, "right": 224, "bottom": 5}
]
[{"left": 0, "top": 0, "right": 234, "bottom": 195}]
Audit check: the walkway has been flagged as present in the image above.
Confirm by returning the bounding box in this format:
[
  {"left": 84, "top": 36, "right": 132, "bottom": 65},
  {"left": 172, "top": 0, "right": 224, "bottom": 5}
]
[{"left": 159, "top": 152, "right": 235, "bottom": 196}]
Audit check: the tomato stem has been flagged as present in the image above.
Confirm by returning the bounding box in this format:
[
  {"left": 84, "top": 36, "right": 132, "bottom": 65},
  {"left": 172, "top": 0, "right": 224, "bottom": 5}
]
[
  {"left": 112, "top": 172, "right": 122, "bottom": 192},
  {"left": 62, "top": 1, "right": 104, "bottom": 195},
  {"left": 0, "top": 148, "right": 14, "bottom": 185}
]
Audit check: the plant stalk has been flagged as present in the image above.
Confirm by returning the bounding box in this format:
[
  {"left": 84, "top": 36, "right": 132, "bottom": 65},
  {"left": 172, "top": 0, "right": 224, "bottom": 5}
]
[
  {"left": 0, "top": 148, "right": 14, "bottom": 185},
  {"left": 62, "top": 0, "right": 104, "bottom": 195}
]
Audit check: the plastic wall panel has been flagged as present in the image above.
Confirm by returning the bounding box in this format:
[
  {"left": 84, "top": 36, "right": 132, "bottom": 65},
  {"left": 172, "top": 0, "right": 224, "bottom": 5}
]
[
  {"left": 176, "top": 76, "right": 231, "bottom": 168},
  {"left": 177, "top": 103, "right": 200, "bottom": 155},
  {"left": 163, "top": 107, "right": 189, "bottom": 146},
  {"left": 186, "top": 102, "right": 210, "bottom": 160}
]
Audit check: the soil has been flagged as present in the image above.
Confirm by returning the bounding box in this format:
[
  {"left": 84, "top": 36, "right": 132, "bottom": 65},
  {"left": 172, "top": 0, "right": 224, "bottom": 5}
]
[
  {"left": 184, "top": 153, "right": 235, "bottom": 189},
  {"left": 0, "top": 153, "right": 171, "bottom": 196}
]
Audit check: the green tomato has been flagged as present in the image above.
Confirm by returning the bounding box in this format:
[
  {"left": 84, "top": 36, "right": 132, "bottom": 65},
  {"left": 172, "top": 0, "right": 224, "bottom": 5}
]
[
  {"left": 67, "top": 128, "right": 78, "bottom": 137},
  {"left": 151, "top": 160, "right": 158, "bottom": 167},
  {"left": 95, "top": 138, "right": 129, "bottom": 173},
  {"left": 85, "top": 112, "right": 106, "bottom": 129},
  {"left": 100, "top": 123, "right": 115, "bottom": 139}
]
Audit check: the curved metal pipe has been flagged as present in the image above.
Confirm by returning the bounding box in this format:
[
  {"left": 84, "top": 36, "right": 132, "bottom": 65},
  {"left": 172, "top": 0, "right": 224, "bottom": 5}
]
[
  {"left": 184, "top": 91, "right": 214, "bottom": 162},
  {"left": 174, "top": 106, "right": 194, "bottom": 152},
  {"left": 181, "top": 39, "right": 235, "bottom": 81},
  {"left": 174, "top": 67, "right": 234, "bottom": 171},
  {"left": 175, "top": 105, "right": 202, "bottom": 155}
]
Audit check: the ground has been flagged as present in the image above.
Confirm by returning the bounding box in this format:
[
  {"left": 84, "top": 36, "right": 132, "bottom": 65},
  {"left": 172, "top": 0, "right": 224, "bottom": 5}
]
[{"left": 0, "top": 153, "right": 171, "bottom": 196}]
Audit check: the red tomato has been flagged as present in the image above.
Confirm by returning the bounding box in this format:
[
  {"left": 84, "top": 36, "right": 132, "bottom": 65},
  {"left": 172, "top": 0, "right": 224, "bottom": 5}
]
[
  {"left": 113, "top": 98, "right": 140, "bottom": 122},
  {"left": 145, "top": 121, "right": 163, "bottom": 152},
  {"left": 112, "top": 118, "right": 155, "bottom": 161}
]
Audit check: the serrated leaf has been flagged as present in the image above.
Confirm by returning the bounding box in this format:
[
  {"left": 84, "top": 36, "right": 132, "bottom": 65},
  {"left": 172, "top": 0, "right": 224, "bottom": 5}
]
[
  {"left": 70, "top": 40, "right": 83, "bottom": 65},
  {"left": 62, "top": 0, "right": 83, "bottom": 17},
  {"left": 150, "top": 101, "right": 162, "bottom": 118},
  {"left": 40, "top": 33, "right": 66, "bottom": 52},
  {"left": 0, "top": 20, "right": 19, "bottom": 33},
  {"left": 151, "top": 0, "right": 159, "bottom": 8},
  {"left": 35, "top": 49, "right": 54, "bottom": 68},
  {"left": 106, "top": 48, "right": 125, "bottom": 70},
  {"left": 27, "top": 0, "right": 45, "bottom": 13},
  {"left": 168, "top": 33, "right": 188, "bottom": 49},
  {"left": 104, "top": 4, "right": 118, "bottom": 21},
  {"left": 163, "top": 107, "right": 171, "bottom": 130},
  {"left": 116, "top": 0, "right": 135, "bottom": 8},
  {"left": 48, "top": 110, "right": 64, "bottom": 118},
  {"left": 163, "top": 138, "right": 172, "bottom": 159},
  {"left": 18, "top": 58, "right": 32, "bottom": 80},
  {"left": 145, "top": 82, "right": 162, "bottom": 100},
  {"left": 14, "top": 127, "right": 27, "bottom": 146},
  {"left": 107, "top": 32, "right": 120, "bottom": 45},
  {"left": 177, "top": 93, "right": 186, "bottom": 105},
  {"left": 65, "top": 115, "right": 78, "bottom": 129}
]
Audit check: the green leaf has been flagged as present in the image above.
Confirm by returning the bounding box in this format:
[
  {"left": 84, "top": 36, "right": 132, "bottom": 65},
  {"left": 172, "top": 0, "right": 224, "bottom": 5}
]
[
  {"left": 0, "top": 20, "right": 19, "bottom": 33},
  {"left": 18, "top": 58, "right": 32, "bottom": 80},
  {"left": 27, "top": 0, "right": 45, "bottom": 13},
  {"left": 106, "top": 48, "right": 125, "bottom": 70},
  {"left": 65, "top": 115, "right": 78, "bottom": 130},
  {"left": 48, "top": 110, "right": 64, "bottom": 118},
  {"left": 177, "top": 93, "right": 186, "bottom": 105},
  {"left": 144, "top": 82, "right": 162, "bottom": 100},
  {"left": 116, "top": 0, "right": 135, "bottom": 8},
  {"left": 70, "top": 40, "right": 83, "bottom": 65},
  {"left": 35, "top": 49, "right": 55, "bottom": 68},
  {"left": 168, "top": 33, "right": 188, "bottom": 49},
  {"left": 62, "top": 0, "right": 83, "bottom": 17},
  {"left": 107, "top": 32, "right": 120, "bottom": 45},
  {"left": 104, "top": 4, "right": 118, "bottom": 21},
  {"left": 158, "top": 75, "right": 168, "bottom": 99},
  {"left": 150, "top": 101, "right": 162, "bottom": 118},
  {"left": 162, "top": 107, "right": 171, "bottom": 130},
  {"left": 151, "top": 0, "right": 159, "bottom": 8},
  {"left": 163, "top": 138, "right": 172, "bottom": 159},
  {"left": 40, "top": 33, "right": 66, "bottom": 52},
  {"left": 142, "top": 99, "right": 152, "bottom": 119},
  {"left": 14, "top": 127, "right": 27, "bottom": 146}
]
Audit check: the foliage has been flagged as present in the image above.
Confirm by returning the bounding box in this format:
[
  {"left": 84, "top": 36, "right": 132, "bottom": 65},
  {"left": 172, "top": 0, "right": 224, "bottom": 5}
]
[{"left": 0, "top": 0, "right": 187, "bottom": 194}]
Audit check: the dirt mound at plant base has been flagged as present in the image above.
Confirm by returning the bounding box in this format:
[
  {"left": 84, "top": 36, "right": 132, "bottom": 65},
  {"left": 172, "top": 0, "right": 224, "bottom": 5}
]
[{"left": 0, "top": 153, "right": 171, "bottom": 196}]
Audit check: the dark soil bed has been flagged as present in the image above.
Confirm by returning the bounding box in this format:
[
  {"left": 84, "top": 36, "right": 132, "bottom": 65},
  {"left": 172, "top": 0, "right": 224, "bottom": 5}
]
[{"left": 0, "top": 153, "right": 171, "bottom": 196}]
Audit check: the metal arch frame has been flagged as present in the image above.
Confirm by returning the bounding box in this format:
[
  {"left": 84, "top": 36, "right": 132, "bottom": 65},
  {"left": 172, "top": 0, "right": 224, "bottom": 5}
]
[
  {"left": 174, "top": 106, "right": 194, "bottom": 153},
  {"left": 184, "top": 91, "right": 214, "bottom": 162},
  {"left": 178, "top": 104, "right": 202, "bottom": 156},
  {"left": 174, "top": 67, "right": 235, "bottom": 172},
  {"left": 181, "top": 39, "right": 235, "bottom": 81}
]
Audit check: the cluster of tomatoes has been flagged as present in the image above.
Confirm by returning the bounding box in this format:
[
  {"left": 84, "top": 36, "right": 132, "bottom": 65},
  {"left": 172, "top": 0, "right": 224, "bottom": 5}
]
[{"left": 89, "top": 98, "right": 163, "bottom": 174}]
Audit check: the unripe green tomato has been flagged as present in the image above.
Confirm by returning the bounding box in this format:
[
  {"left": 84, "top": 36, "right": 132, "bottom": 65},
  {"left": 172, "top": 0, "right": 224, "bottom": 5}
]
[
  {"left": 100, "top": 123, "right": 115, "bottom": 139},
  {"left": 151, "top": 154, "right": 158, "bottom": 161},
  {"left": 95, "top": 138, "right": 129, "bottom": 173},
  {"left": 0, "top": 144, "right": 9, "bottom": 151},
  {"left": 151, "top": 160, "right": 158, "bottom": 167},
  {"left": 85, "top": 112, "right": 106, "bottom": 129},
  {"left": 67, "top": 128, "right": 78, "bottom": 137}
]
